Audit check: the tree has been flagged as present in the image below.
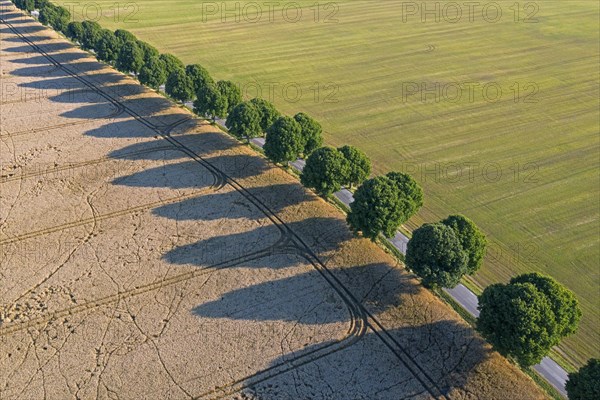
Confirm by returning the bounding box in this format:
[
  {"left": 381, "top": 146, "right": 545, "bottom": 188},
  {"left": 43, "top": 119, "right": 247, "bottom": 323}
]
[
  {"left": 65, "top": 21, "right": 84, "bottom": 42},
  {"left": 294, "top": 112, "right": 323, "bottom": 156},
  {"left": 477, "top": 282, "right": 560, "bottom": 367},
  {"left": 186, "top": 64, "right": 214, "bottom": 94},
  {"left": 566, "top": 359, "right": 600, "bottom": 400},
  {"left": 80, "top": 20, "right": 101, "bottom": 49},
  {"left": 405, "top": 223, "right": 469, "bottom": 288},
  {"left": 14, "top": 0, "right": 35, "bottom": 11},
  {"left": 80, "top": 21, "right": 102, "bottom": 51},
  {"left": 510, "top": 273, "right": 581, "bottom": 337},
  {"left": 116, "top": 40, "right": 144, "bottom": 75},
  {"left": 386, "top": 171, "right": 424, "bottom": 217},
  {"left": 159, "top": 54, "right": 185, "bottom": 78},
  {"left": 194, "top": 84, "right": 228, "bottom": 122},
  {"left": 478, "top": 275, "right": 580, "bottom": 367},
  {"left": 263, "top": 116, "right": 304, "bottom": 165},
  {"left": 338, "top": 145, "right": 371, "bottom": 189},
  {"left": 136, "top": 40, "right": 159, "bottom": 63},
  {"left": 441, "top": 215, "right": 487, "bottom": 275},
  {"left": 301, "top": 147, "right": 349, "bottom": 197},
  {"left": 347, "top": 175, "right": 414, "bottom": 240},
  {"left": 249, "top": 98, "right": 280, "bottom": 132},
  {"left": 38, "top": 4, "right": 70, "bottom": 33},
  {"left": 95, "top": 29, "right": 120, "bottom": 63},
  {"left": 165, "top": 68, "right": 194, "bottom": 102},
  {"left": 216, "top": 80, "right": 242, "bottom": 114},
  {"left": 114, "top": 29, "right": 136, "bottom": 44},
  {"left": 139, "top": 56, "right": 167, "bottom": 90},
  {"left": 226, "top": 101, "right": 261, "bottom": 141}
]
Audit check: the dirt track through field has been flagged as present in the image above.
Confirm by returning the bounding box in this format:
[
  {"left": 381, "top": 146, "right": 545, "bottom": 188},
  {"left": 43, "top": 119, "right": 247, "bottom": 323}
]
[{"left": 0, "top": 4, "right": 548, "bottom": 399}]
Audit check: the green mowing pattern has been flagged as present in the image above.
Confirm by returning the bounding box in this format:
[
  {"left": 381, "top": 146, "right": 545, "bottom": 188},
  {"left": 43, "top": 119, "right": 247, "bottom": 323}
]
[{"left": 56, "top": 0, "right": 600, "bottom": 366}]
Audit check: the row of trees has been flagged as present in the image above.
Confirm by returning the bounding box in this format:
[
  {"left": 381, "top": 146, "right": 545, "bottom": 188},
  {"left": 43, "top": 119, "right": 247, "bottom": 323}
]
[
  {"left": 15, "top": 1, "right": 244, "bottom": 113},
  {"left": 19, "top": 2, "right": 329, "bottom": 162},
  {"left": 15, "top": 3, "right": 590, "bottom": 396},
  {"left": 12, "top": 1, "right": 333, "bottom": 193}
]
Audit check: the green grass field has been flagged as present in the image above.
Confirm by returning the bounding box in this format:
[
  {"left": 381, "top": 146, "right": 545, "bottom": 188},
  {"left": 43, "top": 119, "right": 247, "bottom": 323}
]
[{"left": 57, "top": 0, "right": 599, "bottom": 367}]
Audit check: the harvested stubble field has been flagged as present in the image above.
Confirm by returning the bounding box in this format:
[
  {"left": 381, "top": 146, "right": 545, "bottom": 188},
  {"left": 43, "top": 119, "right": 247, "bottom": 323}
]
[
  {"left": 52, "top": 0, "right": 600, "bottom": 367},
  {"left": 0, "top": 5, "right": 548, "bottom": 399}
]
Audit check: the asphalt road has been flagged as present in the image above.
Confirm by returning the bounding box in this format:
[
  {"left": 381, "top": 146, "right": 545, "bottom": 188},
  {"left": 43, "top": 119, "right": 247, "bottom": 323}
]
[{"left": 193, "top": 115, "right": 569, "bottom": 398}]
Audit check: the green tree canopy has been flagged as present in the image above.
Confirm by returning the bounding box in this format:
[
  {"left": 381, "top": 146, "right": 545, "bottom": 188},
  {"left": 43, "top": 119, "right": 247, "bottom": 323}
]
[
  {"left": 566, "top": 359, "right": 600, "bottom": 400},
  {"left": 165, "top": 68, "right": 194, "bottom": 102},
  {"left": 116, "top": 40, "right": 144, "bottom": 75},
  {"left": 249, "top": 98, "right": 280, "bottom": 132},
  {"left": 136, "top": 40, "right": 159, "bottom": 63},
  {"left": 264, "top": 116, "right": 304, "bottom": 164},
  {"left": 294, "top": 112, "right": 323, "bottom": 156},
  {"left": 226, "top": 101, "right": 261, "bottom": 141},
  {"left": 386, "top": 171, "right": 424, "bottom": 216},
  {"left": 95, "top": 29, "right": 120, "bottom": 63},
  {"left": 159, "top": 53, "right": 185, "bottom": 77},
  {"left": 510, "top": 272, "right": 582, "bottom": 337},
  {"left": 38, "top": 3, "right": 70, "bottom": 33},
  {"left": 347, "top": 175, "right": 414, "bottom": 240},
  {"left": 338, "top": 145, "right": 371, "bottom": 189},
  {"left": 216, "top": 80, "right": 242, "bottom": 114},
  {"left": 301, "top": 147, "right": 349, "bottom": 197},
  {"left": 14, "top": 0, "right": 35, "bottom": 11},
  {"left": 139, "top": 56, "right": 167, "bottom": 90},
  {"left": 441, "top": 214, "right": 487, "bottom": 275},
  {"left": 194, "top": 84, "right": 228, "bottom": 122},
  {"left": 186, "top": 64, "right": 214, "bottom": 95},
  {"left": 65, "top": 21, "right": 84, "bottom": 42},
  {"left": 477, "top": 282, "right": 560, "bottom": 367},
  {"left": 405, "top": 223, "right": 469, "bottom": 288},
  {"left": 80, "top": 21, "right": 102, "bottom": 50},
  {"left": 114, "top": 29, "right": 136, "bottom": 44}
]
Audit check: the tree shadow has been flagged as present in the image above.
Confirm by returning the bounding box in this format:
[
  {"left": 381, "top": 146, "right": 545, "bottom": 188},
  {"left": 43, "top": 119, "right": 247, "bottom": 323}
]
[
  {"left": 172, "top": 130, "right": 246, "bottom": 155},
  {"left": 5, "top": 63, "right": 67, "bottom": 77},
  {"left": 152, "top": 184, "right": 299, "bottom": 221},
  {"left": 17, "top": 75, "right": 91, "bottom": 91},
  {"left": 108, "top": 140, "right": 190, "bottom": 161},
  {"left": 250, "top": 320, "right": 492, "bottom": 398},
  {"left": 2, "top": 41, "right": 73, "bottom": 55},
  {"left": 193, "top": 265, "right": 354, "bottom": 325},
  {"left": 84, "top": 118, "right": 157, "bottom": 139},
  {"left": 46, "top": 79, "right": 150, "bottom": 102},
  {"left": 0, "top": 12, "right": 28, "bottom": 22},
  {"left": 162, "top": 223, "right": 284, "bottom": 268},
  {"left": 162, "top": 217, "right": 352, "bottom": 270},
  {"left": 111, "top": 159, "right": 215, "bottom": 190},
  {"left": 106, "top": 132, "right": 236, "bottom": 160},
  {"left": 0, "top": 21, "right": 48, "bottom": 32},
  {"left": 60, "top": 103, "right": 123, "bottom": 119},
  {"left": 192, "top": 262, "right": 421, "bottom": 324}
]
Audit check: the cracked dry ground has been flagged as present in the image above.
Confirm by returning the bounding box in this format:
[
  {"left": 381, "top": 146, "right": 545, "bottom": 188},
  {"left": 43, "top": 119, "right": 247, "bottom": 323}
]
[{"left": 0, "top": 4, "right": 547, "bottom": 400}]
